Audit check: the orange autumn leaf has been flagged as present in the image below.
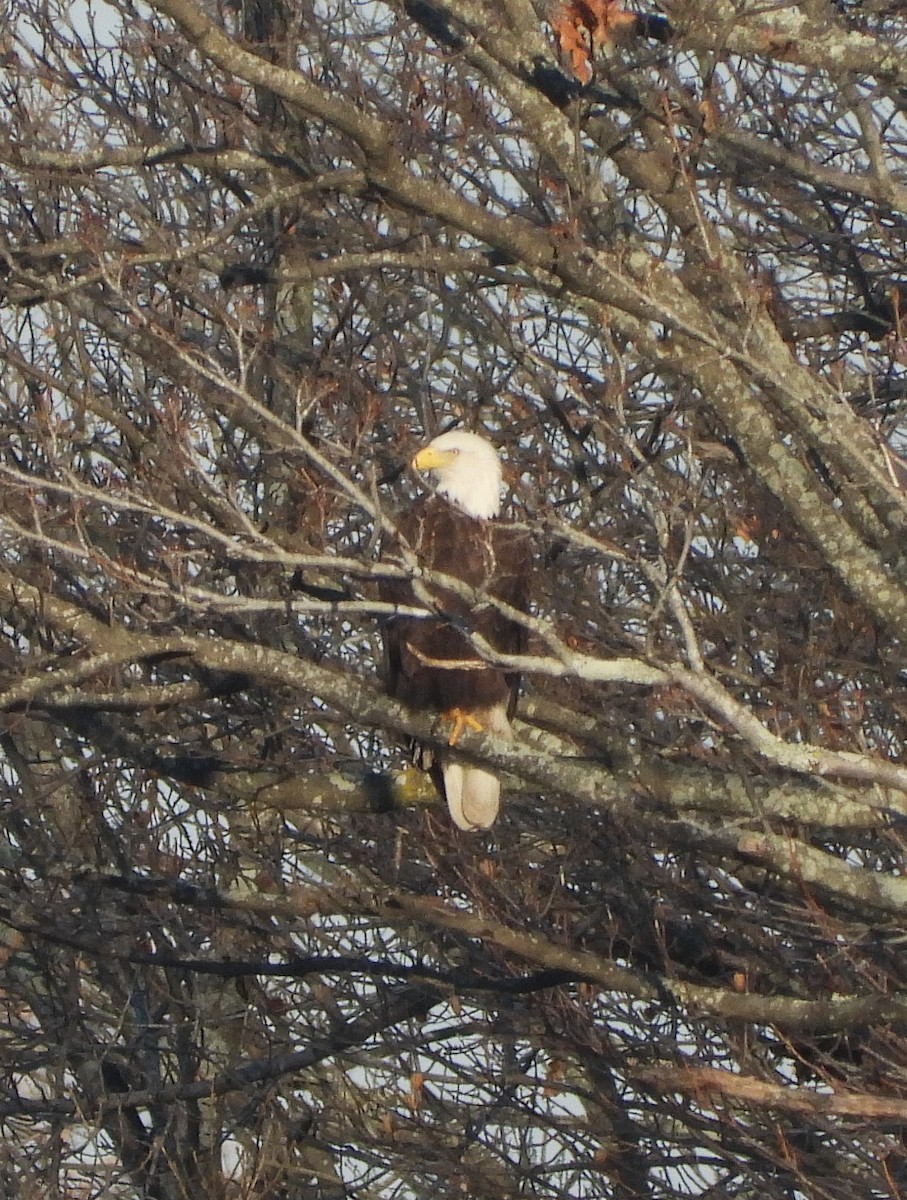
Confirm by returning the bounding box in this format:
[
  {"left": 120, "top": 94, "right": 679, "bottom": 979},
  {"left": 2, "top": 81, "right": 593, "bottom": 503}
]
[
  {"left": 555, "top": 15, "right": 592, "bottom": 84},
  {"left": 698, "top": 96, "right": 719, "bottom": 134},
  {"left": 734, "top": 515, "right": 762, "bottom": 543},
  {"left": 543, "top": 1058, "right": 564, "bottom": 1097},
  {"left": 406, "top": 1072, "right": 425, "bottom": 1111},
  {"left": 554, "top": 1, "right": 637, "bottom": 84}
]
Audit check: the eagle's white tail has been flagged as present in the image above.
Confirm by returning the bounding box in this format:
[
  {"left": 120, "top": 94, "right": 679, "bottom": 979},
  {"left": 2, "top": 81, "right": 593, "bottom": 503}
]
[
  {"left": 441, "top": 703, "right": 510, "bottom": 831},
  {"left": 442, "top": 762, "right": 500, "bottom": 831}
]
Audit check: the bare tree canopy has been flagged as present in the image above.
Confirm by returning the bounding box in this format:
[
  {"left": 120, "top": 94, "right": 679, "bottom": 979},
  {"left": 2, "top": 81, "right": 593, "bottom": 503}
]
[{"left": 2, "top": 0, "right": 907, "bottom": 1195}]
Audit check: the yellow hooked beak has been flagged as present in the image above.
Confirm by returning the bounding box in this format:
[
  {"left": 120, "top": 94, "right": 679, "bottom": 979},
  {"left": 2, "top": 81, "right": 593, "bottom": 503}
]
[{"left": 411, "top": 445, "right": 458, "bottom": 472}]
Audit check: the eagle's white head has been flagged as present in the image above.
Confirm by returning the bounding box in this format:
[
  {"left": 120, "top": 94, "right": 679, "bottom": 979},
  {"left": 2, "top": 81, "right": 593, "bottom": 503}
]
[{"left": 411, "top": 430, "right": 503, "bottom": 520}]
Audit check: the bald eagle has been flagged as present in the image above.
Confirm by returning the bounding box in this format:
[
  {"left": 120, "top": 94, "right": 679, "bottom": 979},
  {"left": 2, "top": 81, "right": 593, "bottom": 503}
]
[{"left": 380, "top": 431, "right": 531, "bottom": 830}]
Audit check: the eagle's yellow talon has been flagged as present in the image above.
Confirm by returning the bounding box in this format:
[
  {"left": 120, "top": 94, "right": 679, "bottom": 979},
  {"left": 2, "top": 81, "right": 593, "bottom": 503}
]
[{"left": 440, "top": 708, "right": 484, "bottom": 746}]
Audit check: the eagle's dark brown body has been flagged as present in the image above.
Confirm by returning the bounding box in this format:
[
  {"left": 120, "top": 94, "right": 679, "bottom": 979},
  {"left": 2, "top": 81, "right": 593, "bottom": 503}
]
[
  {"left": 381, "top": 494, "right": 530, "bottom": 717},
  {"left": 380, "top": 491, "right": 531, "bottom": 828}
]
